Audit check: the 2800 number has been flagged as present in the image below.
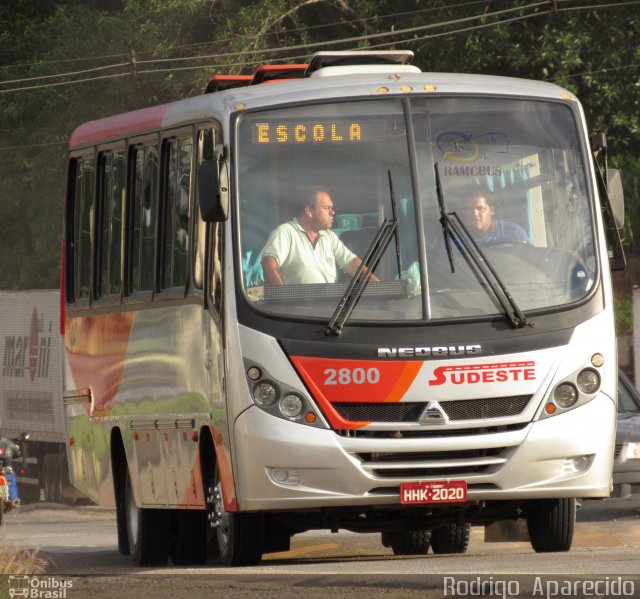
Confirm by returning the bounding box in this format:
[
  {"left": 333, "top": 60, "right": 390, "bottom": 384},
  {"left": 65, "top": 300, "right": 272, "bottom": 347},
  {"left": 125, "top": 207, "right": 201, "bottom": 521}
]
[{"left": 323, "top": 367, "right": 381, "bottom": 385}]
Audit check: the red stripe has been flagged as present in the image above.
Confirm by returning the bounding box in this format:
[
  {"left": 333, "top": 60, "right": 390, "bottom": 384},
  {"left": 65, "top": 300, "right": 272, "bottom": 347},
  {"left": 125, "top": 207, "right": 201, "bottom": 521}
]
[{"left": 69, "top": 103, "right": 171, "bottom": 148}]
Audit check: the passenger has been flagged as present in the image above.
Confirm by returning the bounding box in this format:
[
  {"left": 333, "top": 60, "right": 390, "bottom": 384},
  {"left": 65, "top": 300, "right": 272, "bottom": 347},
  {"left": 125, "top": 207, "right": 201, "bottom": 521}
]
[
  {"left": 463, "top": 193, "right": 529, "bottom": 245},
  {"left": 261, "top": 186, "right": 379, "bottom": 285}
]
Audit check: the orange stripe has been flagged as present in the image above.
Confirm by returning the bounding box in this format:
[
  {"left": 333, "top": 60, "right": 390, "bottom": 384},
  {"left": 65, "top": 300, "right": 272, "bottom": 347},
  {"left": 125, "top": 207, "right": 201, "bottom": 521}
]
[{"left": 384, "top": 362, "right": 423, "bottom": 403}]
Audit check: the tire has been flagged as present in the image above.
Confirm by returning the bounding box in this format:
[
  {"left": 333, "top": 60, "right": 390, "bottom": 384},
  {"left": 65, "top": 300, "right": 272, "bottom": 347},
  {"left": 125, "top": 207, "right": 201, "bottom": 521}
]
[
  {"left": 43, "top": 453, "right": 66, "bottom": 504},
  {"left": 170, "top": 510, "right": 207, "bottom": 566},
  {"left": 125, "top": 469, "right": 170, "bottom": 566},
  {"left": 526, "top": 498, "right": 575, "bottom": 553},
  {"left": 381, "top": 529, "right": 431, "bottom": 555},
  {"left": 430, "top": 522, "right": 470, "bottom": 554},
  {"left": 116, "top": 502, "right": 130, "bottom": 555},
  {"left": 208, "top": 465, "right": 264, "bottom": 566}
]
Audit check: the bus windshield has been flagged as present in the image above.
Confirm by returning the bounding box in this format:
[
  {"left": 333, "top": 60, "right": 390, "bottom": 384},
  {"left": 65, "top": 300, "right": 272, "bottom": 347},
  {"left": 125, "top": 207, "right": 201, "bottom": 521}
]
[{"left": 236, "top": 97, "right": 596, "bottom": 322}]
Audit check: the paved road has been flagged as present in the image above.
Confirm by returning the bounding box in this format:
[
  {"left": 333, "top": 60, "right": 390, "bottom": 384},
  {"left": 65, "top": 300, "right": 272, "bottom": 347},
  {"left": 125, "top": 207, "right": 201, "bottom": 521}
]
[{"left": 1, "top": 497, "right": 639, "bottom": 599}]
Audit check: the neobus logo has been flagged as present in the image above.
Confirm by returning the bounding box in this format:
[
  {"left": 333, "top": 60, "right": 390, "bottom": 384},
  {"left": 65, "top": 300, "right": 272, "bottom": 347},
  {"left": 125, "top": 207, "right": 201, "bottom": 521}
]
[
  {"left": 429, "top": 361, "right": 535, "bottom": 386},
  {"left": 377, "top": 345, "right": 482, "bottom": 358},
  {"left": 2, "top": 308, "right": 52, "bottom": 381}
]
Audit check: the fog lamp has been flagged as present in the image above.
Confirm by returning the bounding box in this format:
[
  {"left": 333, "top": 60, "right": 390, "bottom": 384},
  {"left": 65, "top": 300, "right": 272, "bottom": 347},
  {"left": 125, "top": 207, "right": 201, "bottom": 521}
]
[{"left": 563, "top": 455, "right": 591, "bottom": 473}]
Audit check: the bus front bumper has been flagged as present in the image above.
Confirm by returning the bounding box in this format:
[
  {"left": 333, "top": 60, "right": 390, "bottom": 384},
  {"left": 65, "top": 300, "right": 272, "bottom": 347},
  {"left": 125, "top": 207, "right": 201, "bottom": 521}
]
[{"left": 232, "top": 395, "right": 615, "bottom": 511}]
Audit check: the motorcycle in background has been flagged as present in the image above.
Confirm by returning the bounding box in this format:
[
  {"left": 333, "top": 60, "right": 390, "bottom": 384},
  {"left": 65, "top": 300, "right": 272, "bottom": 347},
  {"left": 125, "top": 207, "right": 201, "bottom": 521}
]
[{"left": 0, "top": 434, "right": 25, "bottom": 523}]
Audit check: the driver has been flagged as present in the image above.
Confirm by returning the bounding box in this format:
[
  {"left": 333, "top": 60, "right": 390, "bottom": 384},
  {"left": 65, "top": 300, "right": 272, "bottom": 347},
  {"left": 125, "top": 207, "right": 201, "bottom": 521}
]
[
  {"left": 463, "top": 193, "right": 529, "bottom": 244},
  {"left": 261, "top": 186, "right": 379, "bottom": 285}
]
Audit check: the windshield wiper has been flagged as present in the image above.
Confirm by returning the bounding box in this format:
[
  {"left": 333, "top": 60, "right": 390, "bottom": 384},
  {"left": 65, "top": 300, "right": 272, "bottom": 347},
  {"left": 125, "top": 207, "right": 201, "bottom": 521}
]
[
  {"left": 435, "top": 163, "right": 456, "bottom": 274},
  {"left": 434, "top": 163, "right": 528, "bottom": 329},
  {"left": 322, "top": 217, "right": 397, "bottom": 336},
  {"left": 388, "top": 170, "right": 404, "bottom": 279}
]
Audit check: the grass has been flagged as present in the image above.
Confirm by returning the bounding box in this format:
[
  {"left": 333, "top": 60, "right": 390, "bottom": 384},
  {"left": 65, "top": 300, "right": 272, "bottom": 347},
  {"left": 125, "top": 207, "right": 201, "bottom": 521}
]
[{"left": 0, "top": 545, "right": 47, "bottom": 574}]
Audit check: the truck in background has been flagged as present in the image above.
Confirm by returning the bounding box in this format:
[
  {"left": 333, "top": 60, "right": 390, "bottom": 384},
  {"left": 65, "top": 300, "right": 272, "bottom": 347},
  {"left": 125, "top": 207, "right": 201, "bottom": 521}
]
[{"left": 0, "top": 289, "right": 77, "bottom": 503}]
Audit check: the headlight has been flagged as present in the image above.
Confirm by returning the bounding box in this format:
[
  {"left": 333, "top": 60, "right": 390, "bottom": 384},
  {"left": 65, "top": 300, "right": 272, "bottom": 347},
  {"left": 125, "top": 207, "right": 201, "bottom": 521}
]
[
  {"left": 576, "top": 368, "right": 600, "bottom": 394},
  {"left": 253, "top": 381, "right": 278, "bottom": 406},
  {"left": 279, "top": 394, "right": 303, "bottom": 419},
  {"left": 554, "top": 383, "right": 578, "bottom": 408}
]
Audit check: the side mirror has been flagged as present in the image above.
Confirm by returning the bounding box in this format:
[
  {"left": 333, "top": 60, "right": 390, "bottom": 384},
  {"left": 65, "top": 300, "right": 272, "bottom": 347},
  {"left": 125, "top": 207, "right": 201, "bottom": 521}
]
[
  {"left": 607, "top": 168, "right": 624, "bottom": 229},
  {"left": 198, "top": 151, "right": 229, "bottom": 222}
]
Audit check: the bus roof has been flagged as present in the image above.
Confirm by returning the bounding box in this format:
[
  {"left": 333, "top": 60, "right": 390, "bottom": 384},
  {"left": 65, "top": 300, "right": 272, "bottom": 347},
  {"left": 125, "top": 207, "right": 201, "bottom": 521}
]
[{"left": 69, "top": 64, "right": 574, "bottom": 150}]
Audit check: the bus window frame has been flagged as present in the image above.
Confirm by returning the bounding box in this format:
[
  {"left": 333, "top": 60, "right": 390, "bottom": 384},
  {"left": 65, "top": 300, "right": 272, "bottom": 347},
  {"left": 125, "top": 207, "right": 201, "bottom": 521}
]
[
  {"left": 93, "top": 142, "right": 126, "bottom": 308},
  {"left": 194, "top": 124, "right": 222, "bottom": 310},
  {"left": 155, "top": 125, "right": 195, "bottom": 301},
  {"left": 123, "top": 133, "right": 160, "bottom": 306},
  {"left": 65, "top": 148, "right": 96, "bottom": 309}
]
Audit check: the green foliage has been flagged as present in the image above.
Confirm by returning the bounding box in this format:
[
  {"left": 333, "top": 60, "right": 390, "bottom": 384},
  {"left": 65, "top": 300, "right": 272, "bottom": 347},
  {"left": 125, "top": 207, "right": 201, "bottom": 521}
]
[
  {"left": 1, "top": 0, "right": 640, "bottom": 288},
  {"left": 615, "top": 295, "right": 633, "bottom": 336}
]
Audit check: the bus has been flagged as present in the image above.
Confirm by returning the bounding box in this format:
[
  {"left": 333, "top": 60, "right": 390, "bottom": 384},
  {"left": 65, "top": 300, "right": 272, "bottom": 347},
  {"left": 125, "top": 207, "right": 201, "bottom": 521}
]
[{"left": 62, "top": 50, "right": 625, "bottom": 567}]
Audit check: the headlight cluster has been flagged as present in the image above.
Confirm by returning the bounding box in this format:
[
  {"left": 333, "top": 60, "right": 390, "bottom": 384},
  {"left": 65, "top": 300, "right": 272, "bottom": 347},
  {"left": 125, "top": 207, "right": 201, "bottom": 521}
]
[
  {"left": 545, "top": 357, "right": 602, "bottom": 416},
  {"left": 246, "top": 363, "right": 323, "bottom": 426}
]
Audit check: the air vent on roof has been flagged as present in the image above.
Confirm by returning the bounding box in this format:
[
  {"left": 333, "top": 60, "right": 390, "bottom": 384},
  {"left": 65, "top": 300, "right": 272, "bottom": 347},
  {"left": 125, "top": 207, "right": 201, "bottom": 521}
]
[
  {"left": 204, "top": 75, "right": 252, "bottom": 94},
  {"left": 250, "top": 64, "right": 309, "bottom": 85},
  {"left": 306, "top": 50, "right": 415, "bottom": 75}
]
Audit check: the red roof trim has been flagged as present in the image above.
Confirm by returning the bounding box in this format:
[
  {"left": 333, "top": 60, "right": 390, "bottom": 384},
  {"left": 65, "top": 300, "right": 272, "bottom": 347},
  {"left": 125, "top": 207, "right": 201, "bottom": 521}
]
[
  {"left": 69, "top": 103, "right": 172, "bottom": 149},
  {"left": 205, "top": 75, "right": 252, "bottom": 94}
]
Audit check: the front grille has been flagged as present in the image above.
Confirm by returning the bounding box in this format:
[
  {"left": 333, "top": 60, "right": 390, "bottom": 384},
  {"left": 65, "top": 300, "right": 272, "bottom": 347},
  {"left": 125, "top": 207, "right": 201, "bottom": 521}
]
[
  {"left": 357, "top": 448, "right": 504, "bottom": 463},
  {"left": 335, "top": 422, "right": 529, "bottom": 438},
  {"left": 332, "top": 395, "right": 531, "bottom": 423},
  {"left": 372, "top": 465, "right": 491, "bottom": 477}
]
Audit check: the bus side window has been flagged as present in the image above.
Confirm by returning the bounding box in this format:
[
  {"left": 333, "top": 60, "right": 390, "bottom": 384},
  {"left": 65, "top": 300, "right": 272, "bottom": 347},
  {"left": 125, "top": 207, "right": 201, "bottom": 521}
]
[
  {"left": 161, "top": 133, "right": 193, "bottom": 291},
  {"left": 68, "top": 154, "right": 95, "bottom": 304},
  {"left": 128, "top": 142, "right": 158, "bottom": 295},
  {"left": 195, "top": 127, "right": 218, "bottom": 294},
  {"left": 96, "top": 149, "right": 125, "bottom": 299}
]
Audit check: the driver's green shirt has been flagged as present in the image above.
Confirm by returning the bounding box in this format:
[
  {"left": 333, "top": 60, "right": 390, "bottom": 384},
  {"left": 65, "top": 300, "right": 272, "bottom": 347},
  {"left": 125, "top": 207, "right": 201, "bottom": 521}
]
[{"left": 262, "top": 218, "right": 356, "bottom": 284}]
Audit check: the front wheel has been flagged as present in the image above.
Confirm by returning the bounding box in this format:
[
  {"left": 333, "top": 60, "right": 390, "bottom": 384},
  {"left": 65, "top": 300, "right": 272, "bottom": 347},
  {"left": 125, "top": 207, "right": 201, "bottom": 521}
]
[
  {"left": 207, "top": 465, "right": 264, "bottom": 566},
  {"left": 526, "top": 498, "right": 575, "bottom": 553}
]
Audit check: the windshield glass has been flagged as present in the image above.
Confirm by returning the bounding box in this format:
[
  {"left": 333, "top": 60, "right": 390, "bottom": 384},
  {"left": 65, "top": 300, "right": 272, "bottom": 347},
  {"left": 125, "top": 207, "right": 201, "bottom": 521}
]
[{"left": 236, "top": 97, "right": 596, "bottom": 322}]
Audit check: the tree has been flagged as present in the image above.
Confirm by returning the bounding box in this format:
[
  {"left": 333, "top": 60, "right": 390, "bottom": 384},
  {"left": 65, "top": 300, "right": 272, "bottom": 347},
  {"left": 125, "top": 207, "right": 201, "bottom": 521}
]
[{"left": 1, "top": 0, "right": 639, "bottom": 290}]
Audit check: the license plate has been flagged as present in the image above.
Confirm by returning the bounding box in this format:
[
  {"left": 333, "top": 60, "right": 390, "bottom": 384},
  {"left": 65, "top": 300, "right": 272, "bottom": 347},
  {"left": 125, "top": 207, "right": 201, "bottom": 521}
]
[{"left": 400, "top": 480, "right": 467, "bottom": 504}]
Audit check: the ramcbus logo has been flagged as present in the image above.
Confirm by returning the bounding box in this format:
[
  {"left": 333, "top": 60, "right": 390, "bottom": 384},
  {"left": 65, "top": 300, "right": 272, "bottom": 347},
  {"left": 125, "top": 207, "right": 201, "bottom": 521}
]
[{"left": 428, "top": 361, "right": 535, "bottom": 386}]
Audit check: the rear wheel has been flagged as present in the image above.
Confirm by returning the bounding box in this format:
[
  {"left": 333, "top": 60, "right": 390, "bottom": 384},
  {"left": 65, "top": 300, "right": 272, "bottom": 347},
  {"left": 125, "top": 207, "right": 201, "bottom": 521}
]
[
  {"left": 526, "top": 498, "right": 575, "bottom": 553},
  {"left": 381, "top": 529, "right": 431, "bottom": 555},
  {"left": 430, "top": 522, "right": 470, "bottom": 554},
  {"left": 207, "top": 465, "right": 264, "bottom": 566},
  {"left": 125, "top": 469, "right": 170, "bottom": 566},
  {"left": 43, "top": 453, "right": 65, "bottom": 503}
]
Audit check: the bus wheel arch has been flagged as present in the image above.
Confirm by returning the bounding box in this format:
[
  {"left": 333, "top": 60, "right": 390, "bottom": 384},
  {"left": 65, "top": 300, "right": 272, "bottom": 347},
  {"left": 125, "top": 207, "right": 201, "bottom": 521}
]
[
  {"left": 112, "top": 427, "right": 171, "bottom": 566},
  {"left": 200, "top": 426, "right": 264, "bottom": 566},
  {"left": 110, "top": 428, "right": 130, "bottom": 556}
]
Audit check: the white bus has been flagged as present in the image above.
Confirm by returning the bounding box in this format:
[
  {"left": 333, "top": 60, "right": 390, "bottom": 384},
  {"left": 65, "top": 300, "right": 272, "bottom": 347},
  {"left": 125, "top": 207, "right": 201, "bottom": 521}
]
[{"left": 62, "top": 50, "right": 625, "bottom": 567}]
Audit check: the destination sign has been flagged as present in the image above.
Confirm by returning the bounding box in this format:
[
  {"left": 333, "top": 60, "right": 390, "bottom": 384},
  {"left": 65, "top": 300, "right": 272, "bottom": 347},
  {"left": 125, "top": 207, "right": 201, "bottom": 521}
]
[{"left": 250, "top": 120, "right": 387, "bottom": 144}]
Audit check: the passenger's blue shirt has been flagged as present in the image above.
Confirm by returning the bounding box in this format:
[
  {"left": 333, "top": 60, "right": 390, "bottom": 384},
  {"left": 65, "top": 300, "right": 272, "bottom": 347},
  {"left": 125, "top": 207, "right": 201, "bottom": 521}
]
[{"left": 473, "top": 220, "right": 529, "bottom": 244}]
